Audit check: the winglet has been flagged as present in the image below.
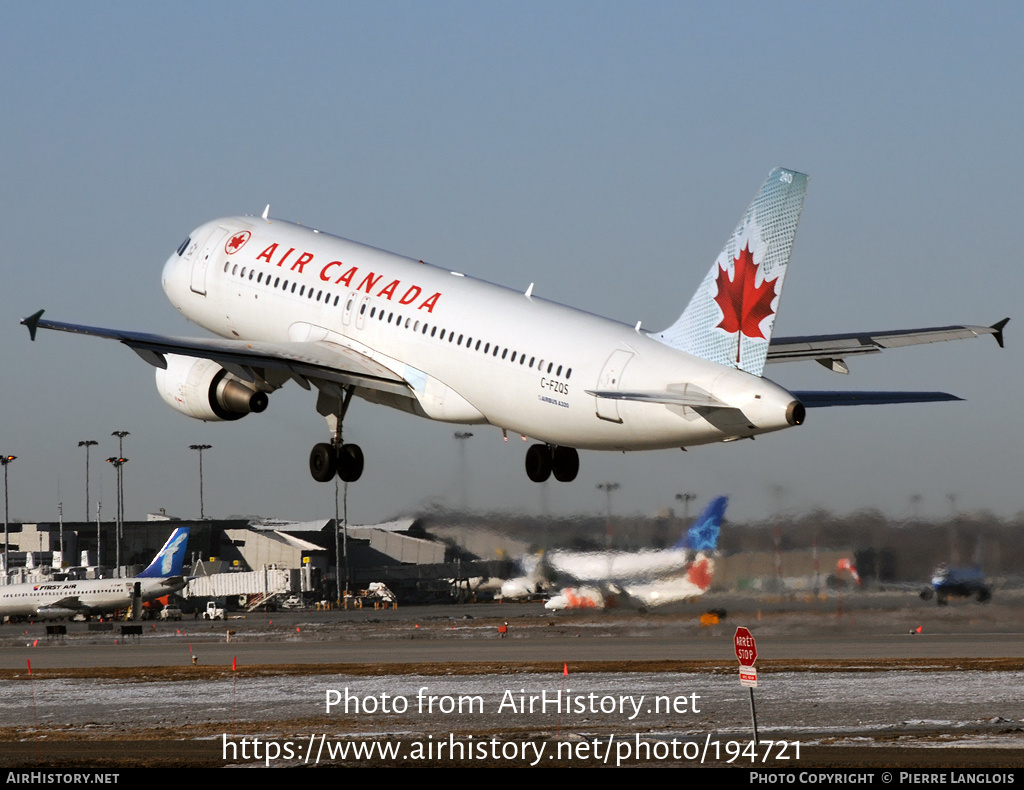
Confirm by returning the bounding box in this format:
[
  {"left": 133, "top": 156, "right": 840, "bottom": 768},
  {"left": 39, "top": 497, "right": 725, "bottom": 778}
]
[
  {"left": 990, "top": 317, "right": 1009, "bottom": 349},
  {"left": 22, "top": 310, "right": 45, "bottom": 341}
]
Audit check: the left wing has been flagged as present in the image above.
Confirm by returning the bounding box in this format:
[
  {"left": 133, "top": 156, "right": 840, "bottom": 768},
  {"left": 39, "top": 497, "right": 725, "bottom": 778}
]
[
  {"left": 767, "top": 319, "right": 1008, "bottom": 373},
  {"left": 22, "top": 310, "right": 412, "bottom": 398},
  {"left": 36, "top": 596, "right": 89, "bottom": 617}
]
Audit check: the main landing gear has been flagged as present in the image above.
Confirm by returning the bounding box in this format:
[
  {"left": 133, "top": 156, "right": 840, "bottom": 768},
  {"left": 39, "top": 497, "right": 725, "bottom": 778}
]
[
  {"left": 309, "top": 442, "right": 364, "bottom": 483},
  {"left": 525, "top": 444, "right": 579, "bottom": 483},
  {"left": 309, "top": 385, "right": 364, "bottom": 483}
]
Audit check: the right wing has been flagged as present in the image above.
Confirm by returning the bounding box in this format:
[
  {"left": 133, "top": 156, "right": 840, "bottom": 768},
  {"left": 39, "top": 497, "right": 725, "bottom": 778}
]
[{"left": 767, "top": 319, "right": 1008, "bottom": 373}]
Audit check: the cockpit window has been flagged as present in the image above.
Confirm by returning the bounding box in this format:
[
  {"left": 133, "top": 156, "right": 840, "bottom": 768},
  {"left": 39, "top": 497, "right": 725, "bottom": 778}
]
[{"left": 176, "top": 237, "right": 191, "bottom": 257}]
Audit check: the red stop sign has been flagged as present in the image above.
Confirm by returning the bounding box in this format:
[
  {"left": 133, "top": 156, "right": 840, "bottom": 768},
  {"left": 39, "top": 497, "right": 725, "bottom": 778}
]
[{"left": 734, "top": 627, "right": 757, "bottom": 665}]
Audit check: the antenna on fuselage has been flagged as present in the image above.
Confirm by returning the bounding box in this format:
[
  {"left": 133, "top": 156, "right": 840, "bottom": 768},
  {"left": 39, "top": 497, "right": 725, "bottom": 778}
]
[
  {"left": 525, "top": 283, "right": 534, "bottom": 299},
  {"left": 261, "top": 204, "right": 270, "bottom": 222}
]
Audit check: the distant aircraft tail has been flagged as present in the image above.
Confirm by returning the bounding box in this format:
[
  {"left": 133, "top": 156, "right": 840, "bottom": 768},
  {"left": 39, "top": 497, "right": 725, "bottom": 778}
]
[
  {"left": 675, "top": 495, "right": 727, "bottom": 552},
  {"left": 138, "top": 527, "right": 190, "bottom": 578},
  {"left": 654, "top": 168, "right": 808, "bottom": 377}
]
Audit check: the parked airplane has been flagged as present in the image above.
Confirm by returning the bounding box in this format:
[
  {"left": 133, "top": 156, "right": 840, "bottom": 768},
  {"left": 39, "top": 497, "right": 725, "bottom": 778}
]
[
  {"left": 544, "top": 496, "right": 727, "bottom": 612},
  {"left": 22, "top": 169, "right": 1006, "bottom": 483},
  {"left": 920, "top": 565, "right": 991, "bottom": 605},
  {"left": 0, "top": 527, "right": 189, "bottom": 621}
]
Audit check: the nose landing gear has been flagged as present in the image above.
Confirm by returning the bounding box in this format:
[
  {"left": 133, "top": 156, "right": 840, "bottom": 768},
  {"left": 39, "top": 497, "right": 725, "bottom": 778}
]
[{"left": 525, "top": 444, "right": 579, "bottom": 482}]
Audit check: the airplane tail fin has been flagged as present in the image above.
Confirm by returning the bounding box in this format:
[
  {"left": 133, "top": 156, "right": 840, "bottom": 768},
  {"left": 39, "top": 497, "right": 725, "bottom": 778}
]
[
  {"left": 654, "top": 168, "right": 808, "bottom": 377},
  {"left": 675, "top": 495, "right": 727, "bottom": 552},
  {"left": 138, "top": 527, "right": 190, "bottom": 578}
]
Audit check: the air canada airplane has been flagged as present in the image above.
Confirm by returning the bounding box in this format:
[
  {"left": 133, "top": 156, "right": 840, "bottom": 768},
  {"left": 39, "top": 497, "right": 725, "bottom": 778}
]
[
  {"left": 0, "top": 527, "right": 189, "bottom": 621},
  {"left": 23, "top": 169, "right": 1006, "bottom": 484}
]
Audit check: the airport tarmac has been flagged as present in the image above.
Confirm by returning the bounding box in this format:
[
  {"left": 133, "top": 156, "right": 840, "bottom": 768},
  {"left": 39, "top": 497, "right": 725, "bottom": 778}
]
[
  {"left": 2, "top": 593, "right": 1024, "bottom": 769},
  {"left": 4, "top": 593, "right": 1024, "bottom": 669}
]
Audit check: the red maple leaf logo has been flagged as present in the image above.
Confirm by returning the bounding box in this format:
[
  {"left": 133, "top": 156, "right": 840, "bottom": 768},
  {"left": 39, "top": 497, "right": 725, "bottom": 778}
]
[
  {"left": 225, "top": 231, "right": 250, "bottom": 255},
  {"left": 713, "top": 243, "right": 778, "bottom": 365}
]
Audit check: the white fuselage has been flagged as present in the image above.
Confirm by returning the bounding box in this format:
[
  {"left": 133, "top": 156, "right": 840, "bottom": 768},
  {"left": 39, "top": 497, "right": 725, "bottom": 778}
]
[
  {"left": 162, "top": 217, "right": 800, "bottom": 450},
  {"left": 547, "top": 548, "right": 696, "bottom": 583},
  {"left": 0, "top": 577, "right": 182, "bottom": 620}
]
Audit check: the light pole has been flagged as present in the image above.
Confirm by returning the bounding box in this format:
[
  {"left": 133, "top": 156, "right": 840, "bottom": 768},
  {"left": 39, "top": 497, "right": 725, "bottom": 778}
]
[
  {"left": 78, "top": 440, "right": 98, "bottom": 523},
  {"left": 675, "top": 492, "right": 696, "bottom": 522},
  {"left": 675, "top": 492, "right": 696, "bottom": 551},
  {"left": 189, "top": 444, "right": 212, "bottom": 518},
  {"left": 58, "top": 502, "right": 64, "bottom": 568},
  {"left": 597, "top": 482, "right": 620, "bottom": 548},
  {"left": 112, "top": 432, "right": 129, "bottom": 527},
  {"left": 1, "top": 455, "right": 16, "bottom": 575},
  {"left": 453, "top": 432, "right": 473, "bottom": 511},
  {"left": 107, "top": 456, "right": 128, "bottom": 574},
  {"left": 947, "top": 492, "right": 959, "bottom": 565}
]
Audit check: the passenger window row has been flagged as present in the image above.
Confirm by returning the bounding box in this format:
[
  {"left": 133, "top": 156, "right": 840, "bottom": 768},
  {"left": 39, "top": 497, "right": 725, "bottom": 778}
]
[
  {"left": 225, "top": 260, "right": 572, "bottom": 380},
  {"left": 225, "top": 260, "right": 342, "bottom": 307}
]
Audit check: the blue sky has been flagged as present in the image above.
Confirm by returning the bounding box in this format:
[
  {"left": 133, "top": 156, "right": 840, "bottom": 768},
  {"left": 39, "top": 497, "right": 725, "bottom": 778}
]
[{"left": 2, "top": 2, "right": 1020, "bottom": 526}]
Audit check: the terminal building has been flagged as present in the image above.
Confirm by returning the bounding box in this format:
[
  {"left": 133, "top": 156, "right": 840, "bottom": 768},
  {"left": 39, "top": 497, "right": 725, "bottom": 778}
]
[{"left": 0, "top": 514, "right": 515, "bottom": 607}]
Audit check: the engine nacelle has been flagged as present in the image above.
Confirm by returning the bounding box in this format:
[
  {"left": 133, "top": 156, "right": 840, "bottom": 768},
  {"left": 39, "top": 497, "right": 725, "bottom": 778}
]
[{"left": 155, "top": 354, "right": 268, "bottom": 422}]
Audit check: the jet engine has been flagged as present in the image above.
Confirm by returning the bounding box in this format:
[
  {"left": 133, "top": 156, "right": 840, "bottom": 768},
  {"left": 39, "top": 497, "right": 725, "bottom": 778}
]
[{"left": 155, "top": 354, "right": 268, "bottom": 421}]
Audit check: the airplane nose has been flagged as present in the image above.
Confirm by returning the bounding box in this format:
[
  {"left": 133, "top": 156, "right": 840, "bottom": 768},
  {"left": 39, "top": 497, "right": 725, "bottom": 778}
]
[
  {"left": 162, "top": 252, "right": 183, "bottom": 300},
  {"left": 162, "top": 233, "right": 195, "bottom": 300},
  {"left": 161, "top": 252, "right": 177, "bottom": 290}
]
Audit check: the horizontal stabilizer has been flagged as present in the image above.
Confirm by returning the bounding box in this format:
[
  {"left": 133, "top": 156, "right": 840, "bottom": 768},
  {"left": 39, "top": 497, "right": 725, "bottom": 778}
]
[{"left": 794, "top": 391, "right": 962, "bottom": 407}]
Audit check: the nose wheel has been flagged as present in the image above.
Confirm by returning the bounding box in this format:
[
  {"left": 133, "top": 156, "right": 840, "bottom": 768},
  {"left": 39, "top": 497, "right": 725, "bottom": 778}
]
[{"left": 525, "top": 444, "right": 579, "bottom": 482}]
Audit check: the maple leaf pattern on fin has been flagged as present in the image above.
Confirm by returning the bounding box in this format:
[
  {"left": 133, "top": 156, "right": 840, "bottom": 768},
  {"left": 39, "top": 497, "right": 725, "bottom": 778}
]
[
  {"left": 686, "top": 557, "right": 713, "bottom": 590},
  {"left": 713, "top": 243, "right": 778, "bottom": 365}
]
